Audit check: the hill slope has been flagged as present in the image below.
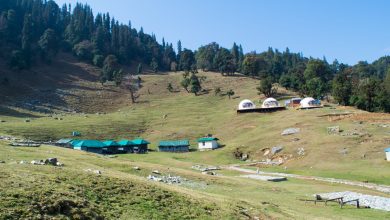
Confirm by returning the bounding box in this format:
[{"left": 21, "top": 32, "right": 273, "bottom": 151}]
[{"left": 1, "top": 67, "right": 390, "bottom": 219}]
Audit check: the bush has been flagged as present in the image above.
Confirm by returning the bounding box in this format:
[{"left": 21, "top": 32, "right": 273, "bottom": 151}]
[
  {"left": 93, "top": 55, "right": 104, "bottom": 67},
  {"left": 9, "top": 50, "right": 27, "bottom": 70}
]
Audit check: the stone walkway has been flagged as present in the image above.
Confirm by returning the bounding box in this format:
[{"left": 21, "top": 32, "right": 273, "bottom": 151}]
[{"left": 226, "top": 165, "right": 390, "bottom": 194}]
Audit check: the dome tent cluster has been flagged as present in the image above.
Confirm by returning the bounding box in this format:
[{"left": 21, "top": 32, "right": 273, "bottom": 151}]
[{"left": 237, "top": 96, "right": 322, "bottom": 113}]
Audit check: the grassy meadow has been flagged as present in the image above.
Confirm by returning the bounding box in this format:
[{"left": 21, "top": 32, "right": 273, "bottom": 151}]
[{"left": 1, "top": 71, "right": 390, "bottom": 219}]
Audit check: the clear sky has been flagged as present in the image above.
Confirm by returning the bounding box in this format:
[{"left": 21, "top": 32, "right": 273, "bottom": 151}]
[{"left": 54, "top": 0, "right": 390, "bottom": 65}]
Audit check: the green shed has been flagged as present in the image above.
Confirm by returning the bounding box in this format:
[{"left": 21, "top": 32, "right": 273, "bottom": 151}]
[{"left": 158, "top": 140, "right": 189, "bottom": 152}]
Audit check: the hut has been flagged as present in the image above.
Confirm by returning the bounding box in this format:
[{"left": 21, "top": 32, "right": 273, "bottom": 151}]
[
  {"left": 261, "top": 98, "right": 280, "bottom": 108},
  {"left": 117, "top": 139, "right": 134, "bottom": 153},
  {"left": 55, "top": 138, "right": 73, "bottom": 148},
  {"left": 238, "top": 99, "right": 256, "bottom": 110},
  {"left": 102, "top": 140, "right": 120, "bottom": 154},
  {"left": 73, "top": 140, "right": 108, "bottom": 154},
  {"left": 158, "top": 140, "right": 190, "bottom": 152},
  {"left": 197, "top": 137, "right": 219, "bottom": 151},
  {"left": 300, "top": 97, "right": 322, "bottom": 109},
  {"left": 131, "top": 139, "right": 150, "bottom": 153},
  {"left": 385, "top": 148, "right": 390, "bottom": 161}
]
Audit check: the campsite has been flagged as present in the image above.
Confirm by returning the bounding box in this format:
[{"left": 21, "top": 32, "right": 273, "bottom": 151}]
[{"left": 1, "top": 0, "right": 390, "bottom": 219}]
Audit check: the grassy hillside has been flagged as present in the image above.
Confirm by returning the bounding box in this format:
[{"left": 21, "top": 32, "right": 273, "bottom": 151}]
[{"left": 1, "top": 68, "right": 390, "bottom": 219}]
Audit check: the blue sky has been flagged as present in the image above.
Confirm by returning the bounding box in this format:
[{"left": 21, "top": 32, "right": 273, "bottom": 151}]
[{"left": 54, "top": 0, "right": 390, "bottom": 65}]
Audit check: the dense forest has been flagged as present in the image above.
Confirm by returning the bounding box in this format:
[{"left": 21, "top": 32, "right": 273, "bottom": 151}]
[{"left": 0, "top": 0, "right": 389, "bottom": 112}]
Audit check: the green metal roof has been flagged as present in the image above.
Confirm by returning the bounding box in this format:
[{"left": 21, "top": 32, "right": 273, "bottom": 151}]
[
  {"left": 70, "top": 139, "right": 82, "bottom": 146},
  {"left": 118, "top": 139, "right": 133, "bottom": 146},
  {"left": 197, "top": 137, "right": 219, "bottom": 142},
  {"left": 103, "top": 140, "right": 120, "bottom": 147},
  {"left": 131, "top": 138, "right": 150, "bottom": 145},
  {"left": 73, "top": 140, "right": 105, "bottom": 148},
  {"left": 158, "top": 140, "right": 189, "bottom": 147},
  {"left": 56, "top": 138, "right": 73, "bottom": 144}
]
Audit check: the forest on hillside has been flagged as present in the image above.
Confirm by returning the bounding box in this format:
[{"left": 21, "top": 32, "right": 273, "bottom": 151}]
[{"left": 0, "top": 0, "right": 389, "bottom": 112}]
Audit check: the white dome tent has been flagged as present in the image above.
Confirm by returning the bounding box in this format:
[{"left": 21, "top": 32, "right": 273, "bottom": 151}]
[
  {"left": 261, "top": 98, "right": 280, "bottom": 108},
  {"left": 300, "top": 97, "right": 321, "bottom": 108},
  {"left": 238, "top": 99, "right": 256, "bottom": 110}
]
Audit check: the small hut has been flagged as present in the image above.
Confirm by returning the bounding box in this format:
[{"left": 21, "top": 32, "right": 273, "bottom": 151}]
[
  {"left": 130, "top": 139, "right": 150, "bottom": 153},
  {"left": 300, "top": 97, "right": 322, "bottom": 109},
  {"left": 158, "top": 140, "right": 190, "bottom": 152},
  {"left": 73, "top": 140, "right": 107, "bottom": 154},
  {"left": 55, "top": 139, "right": 73, "bottom": 148},
  {"left": 385, "top": 148, "right": 390, "bottom": 161},
  {"left": 261, "top": 98, "right": 280, "bottom": 108},
  {"left": 197, "top": 137, "right": 219, "bottom": 151},
  {"left": 238, "top": 99, "right": 256, "bottom": 110}
]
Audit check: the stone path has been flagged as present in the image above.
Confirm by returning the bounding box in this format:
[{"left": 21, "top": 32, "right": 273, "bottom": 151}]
[{"left": 226, "top": 165, "right": 390, "bottom": 194}]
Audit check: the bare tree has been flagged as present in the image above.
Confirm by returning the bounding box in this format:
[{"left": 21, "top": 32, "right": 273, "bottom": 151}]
[{"left": 122, "top": 74, "right": 140, "bottom": 103}]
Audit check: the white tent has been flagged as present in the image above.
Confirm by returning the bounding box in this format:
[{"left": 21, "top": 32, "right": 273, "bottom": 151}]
[
  {"left": 300, "top": 97, "right": 321, "bottom": 108},
  {"left": 238, "top": 99, "right": 256, "bottom": 110},
  {"left": 261, "top": 97, "right": 279, "bottom": 108}
]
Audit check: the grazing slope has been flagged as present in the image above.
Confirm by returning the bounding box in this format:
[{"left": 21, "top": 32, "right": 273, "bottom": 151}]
[{"left": 1, "top": 67, "right": 390, "bottom": 219}]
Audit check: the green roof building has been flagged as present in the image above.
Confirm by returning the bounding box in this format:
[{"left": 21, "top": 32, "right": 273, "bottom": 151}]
[
  {"left": 197, "top": 136, "right": 219, "bottom": 151},
  {"left": 158, "top": 140, "right": 190, "bottom": 152}
]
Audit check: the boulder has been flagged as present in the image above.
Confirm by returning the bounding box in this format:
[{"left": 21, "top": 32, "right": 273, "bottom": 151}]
[
  {"left": 281, "top": 128, "right": 300, "bottom": 136},
  {"left": 271, "top": 146, "right": 283, "bottom": 155},
  {"left": 45, "top": 158, "right": 58, "bottom": 166}
]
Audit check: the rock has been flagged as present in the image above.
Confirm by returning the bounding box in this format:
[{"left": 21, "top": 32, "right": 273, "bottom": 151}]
[
  {"left": 292, "top": 138, "right": 300, "bottom": 142},
  {"left": 241, "top": 153, "right": 249, "bottom": 161},
  {"left": 45, "top": 158, "right": 58, "bottom": 166},
  {"left": 202, "top": 171, "right": 217, "bottom": 175},
  {"left": 327, "top": 126, "right": 340, "bottom": 134},
  {"left": 0, "top": 160, "right": 5, "bottom": 163},
  {"left": 93, "top": 170, "right": 101, "bottom": 175},
  {"left": 297, "top": 148, "right": 305, "bottom": 156},
  {"left": 271, "top": 146, "right": 283, "bottom": 155},
  {"left": 24, "top": 119, "right": 30, "bottom": 122},
  {"left": 281, "top": 128, "right": 300, "bottom": 136},
  {"left": 0, "top": 120, "right": 5, "bottom": 123},
  {"left": 19, "top": 160, "right": 28, "bottom": 164},
  {"left": 56, "top": 162, "right": 64, "bottom": 167},
  {"left": 340, "top": 148, "right": 348, "bottom": 155},
  {"left": 163, "top": 114, "right": 168, "bottom": 119},
  {"left": 152, "top": 170, "right": 161, "bottom": 175},
  {"left": 133, "top": 166, "right": 140, "bottom": 170},
  {"left": 31, "top": 160, "right": 45, "bottom": 165}
]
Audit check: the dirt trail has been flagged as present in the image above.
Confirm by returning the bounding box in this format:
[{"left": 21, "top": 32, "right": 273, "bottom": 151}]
[{"left": 225, "top": 165, "right": 390, "bottom": 194}]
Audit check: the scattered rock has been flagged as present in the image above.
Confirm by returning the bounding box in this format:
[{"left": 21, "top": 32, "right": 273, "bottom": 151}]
[
  {"left": 271, "top": 146, "right": 283, "bottom": 155},
  {"left": 84, "top": 169, "right": 101, "bottom": 175},
  {"left": 297, "top": 148, "right": 305, "bottom": 156},
  {"left": 45, "top": 158, "right": 58, "bottom": 166},
  {"left": 327, "top": 126, "right": 340, "bottom": 134},
  {"left": 31, "top": 160, "right": 45, "bottom": 165},
  {"left": 152, "top": 170, "right": 161, "bottom": 175},
  {"left": 191, "top": 165, "right": 220, "bottom": 172},
  {"left": 202, "top": 171, "right": 217, "bottom": 175},
  {"left": 19, "top": 160, "right": 28, "bottom": 164},
  {"left": 241, "top": 153, "right": 249, "bottom": 161},
  {"left": 340, "top": 148, "right": 348, "bottom": 156},
  {"left": 281, "top": 128, "right": 300, "bottom": 136},
  {"left": 148, "top": 174, "right": 183, "bottom": 184}
]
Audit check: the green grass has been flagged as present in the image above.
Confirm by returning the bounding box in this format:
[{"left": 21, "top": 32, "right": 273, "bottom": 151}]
[{"left": 1, "top": 71, "right": 390, "bottom": 219}]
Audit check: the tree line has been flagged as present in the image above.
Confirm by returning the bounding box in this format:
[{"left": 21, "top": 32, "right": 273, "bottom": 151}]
[{"left": 0, "top": 0, "right": 389, "bottom": 112}]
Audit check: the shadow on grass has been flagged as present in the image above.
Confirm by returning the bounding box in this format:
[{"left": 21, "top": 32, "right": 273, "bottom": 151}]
[{"left": 0, "top": 105, "right": 41, "bottom": 118}]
